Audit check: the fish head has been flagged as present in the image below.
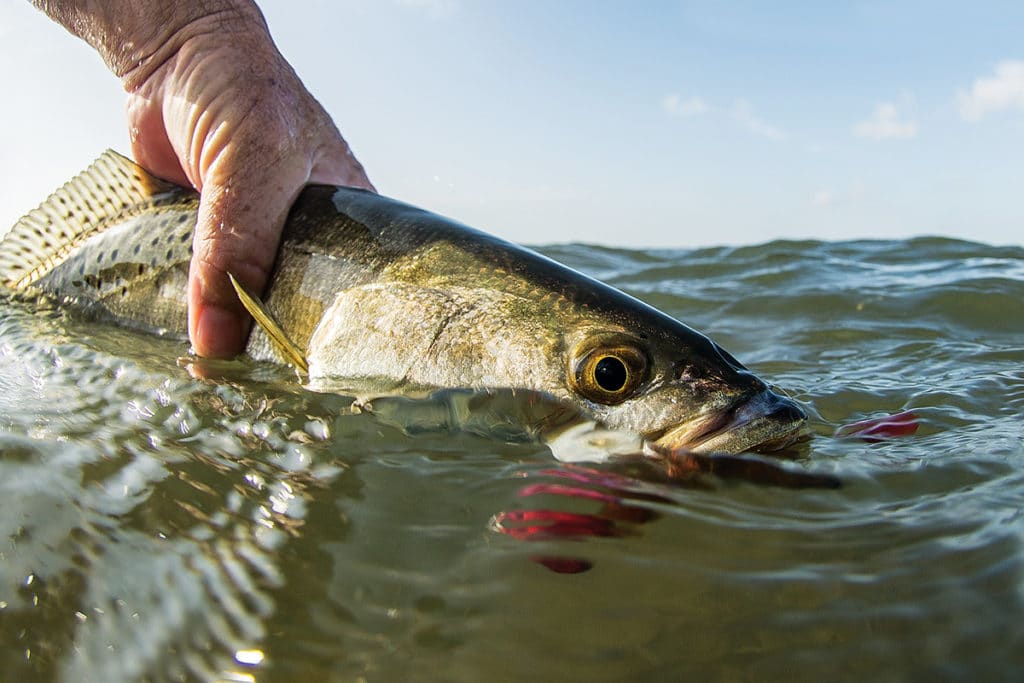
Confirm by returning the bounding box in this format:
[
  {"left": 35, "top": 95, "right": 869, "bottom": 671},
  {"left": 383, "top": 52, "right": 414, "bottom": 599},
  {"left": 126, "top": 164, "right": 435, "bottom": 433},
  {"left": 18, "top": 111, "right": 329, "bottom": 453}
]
[{"left": 562, "top": 318, "right": 807, "bottom": 455}]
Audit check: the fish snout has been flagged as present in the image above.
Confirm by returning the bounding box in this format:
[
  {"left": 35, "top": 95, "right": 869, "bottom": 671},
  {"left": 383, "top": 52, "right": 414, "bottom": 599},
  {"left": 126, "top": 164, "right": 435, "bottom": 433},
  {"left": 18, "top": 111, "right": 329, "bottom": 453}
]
[
  {"left": 652, "top": 389, "right": 808, "bottom": 455},
  {"left": 735, "top": 389, "right": 806, "bottom": 429}
]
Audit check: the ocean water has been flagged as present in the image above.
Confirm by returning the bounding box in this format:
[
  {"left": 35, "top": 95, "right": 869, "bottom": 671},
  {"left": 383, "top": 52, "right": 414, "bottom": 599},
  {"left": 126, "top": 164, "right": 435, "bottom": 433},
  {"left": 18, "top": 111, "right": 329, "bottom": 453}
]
[{"left": 1, "top": 237, "right": 1022, "bottom": 681}]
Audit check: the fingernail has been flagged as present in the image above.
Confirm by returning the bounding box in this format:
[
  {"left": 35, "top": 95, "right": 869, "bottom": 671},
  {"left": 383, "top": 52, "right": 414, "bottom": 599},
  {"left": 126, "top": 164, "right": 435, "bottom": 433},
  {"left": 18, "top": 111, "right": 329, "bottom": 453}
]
[{"left": 194, "top": 305, "right": 248, "bottom": 359}]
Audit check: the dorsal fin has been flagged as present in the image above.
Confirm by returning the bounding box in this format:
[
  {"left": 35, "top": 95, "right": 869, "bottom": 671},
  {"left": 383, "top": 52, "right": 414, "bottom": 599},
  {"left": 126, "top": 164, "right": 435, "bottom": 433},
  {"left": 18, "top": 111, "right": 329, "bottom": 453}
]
[
  {"left": 228, "top": 272, "right": 309, "bottom": 374},
  {"left": 0, "top": 150, "right": 184, "bottom": 290}
]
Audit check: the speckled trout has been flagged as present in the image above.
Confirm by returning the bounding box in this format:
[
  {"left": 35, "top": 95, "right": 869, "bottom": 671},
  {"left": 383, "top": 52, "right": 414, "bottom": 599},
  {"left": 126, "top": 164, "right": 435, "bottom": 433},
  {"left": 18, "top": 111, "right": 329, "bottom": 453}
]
[{"left": 0, "top": 151, "right": 806, "bottom": 458}]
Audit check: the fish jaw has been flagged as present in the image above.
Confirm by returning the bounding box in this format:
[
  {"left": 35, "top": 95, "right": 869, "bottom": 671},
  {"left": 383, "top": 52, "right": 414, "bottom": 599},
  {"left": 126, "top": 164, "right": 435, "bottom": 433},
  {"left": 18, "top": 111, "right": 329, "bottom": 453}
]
[{"left": 650, "top": 389, "right": 808, "bottom": 455}]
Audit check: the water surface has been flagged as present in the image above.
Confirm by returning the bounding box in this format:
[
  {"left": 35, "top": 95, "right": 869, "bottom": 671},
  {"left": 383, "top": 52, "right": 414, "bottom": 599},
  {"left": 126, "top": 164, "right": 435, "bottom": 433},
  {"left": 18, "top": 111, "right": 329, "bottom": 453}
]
[{"left": 1, "top": 238, "right": 1022, "bottom": 680}]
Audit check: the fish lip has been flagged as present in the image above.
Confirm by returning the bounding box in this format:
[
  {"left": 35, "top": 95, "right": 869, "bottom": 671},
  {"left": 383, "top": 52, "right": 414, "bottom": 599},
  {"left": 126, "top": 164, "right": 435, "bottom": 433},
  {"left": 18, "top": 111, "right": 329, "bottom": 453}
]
[
  {"left": 648, "top": 408, "right": 734, "bottom": 451},
  {"left": 650, "top": 391, "right": 808, "bottom": 454}
]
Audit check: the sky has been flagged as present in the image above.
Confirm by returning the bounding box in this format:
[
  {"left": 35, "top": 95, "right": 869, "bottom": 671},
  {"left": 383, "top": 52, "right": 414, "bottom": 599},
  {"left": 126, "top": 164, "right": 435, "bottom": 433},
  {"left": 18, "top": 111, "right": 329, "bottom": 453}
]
[{"left": 1, "top": 1, "right": 1023, "bottom": 248}]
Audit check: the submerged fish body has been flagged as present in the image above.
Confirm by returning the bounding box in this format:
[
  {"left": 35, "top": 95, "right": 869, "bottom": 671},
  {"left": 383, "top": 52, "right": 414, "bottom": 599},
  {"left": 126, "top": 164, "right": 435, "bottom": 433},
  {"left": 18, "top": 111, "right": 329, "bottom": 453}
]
[{"left": 0, "top": 151, "right": 806, "bottom": 457}]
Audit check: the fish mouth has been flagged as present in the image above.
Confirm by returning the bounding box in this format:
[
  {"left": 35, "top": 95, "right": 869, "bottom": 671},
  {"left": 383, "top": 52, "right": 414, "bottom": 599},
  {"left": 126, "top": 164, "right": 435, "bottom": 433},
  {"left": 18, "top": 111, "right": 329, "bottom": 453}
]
[{"left": 651, "top": 390, "right": 808, "bottom": 455}]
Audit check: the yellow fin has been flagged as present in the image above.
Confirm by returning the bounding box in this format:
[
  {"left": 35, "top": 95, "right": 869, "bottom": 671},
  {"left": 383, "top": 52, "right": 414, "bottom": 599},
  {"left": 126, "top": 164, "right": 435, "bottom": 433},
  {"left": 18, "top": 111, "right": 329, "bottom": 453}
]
[
  {"left": 228, "top": 272, "right": 309, "bottom": 374},
  {"left": 0, "top": 150, "right": 185, "bottom": 289}
]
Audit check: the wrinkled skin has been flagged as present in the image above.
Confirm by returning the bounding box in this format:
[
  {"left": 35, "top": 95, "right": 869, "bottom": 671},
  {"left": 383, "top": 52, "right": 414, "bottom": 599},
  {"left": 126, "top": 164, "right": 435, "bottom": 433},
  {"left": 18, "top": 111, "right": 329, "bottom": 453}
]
[{"left": 34, "top": 0, "right": 374, "bottom": 357}]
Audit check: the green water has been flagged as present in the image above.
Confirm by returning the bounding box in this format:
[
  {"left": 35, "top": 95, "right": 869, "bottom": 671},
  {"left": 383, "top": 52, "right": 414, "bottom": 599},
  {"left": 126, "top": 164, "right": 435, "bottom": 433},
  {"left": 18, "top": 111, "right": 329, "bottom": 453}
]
[{"left": 1, "top": 238, "right": 1022, "bottom": 681}]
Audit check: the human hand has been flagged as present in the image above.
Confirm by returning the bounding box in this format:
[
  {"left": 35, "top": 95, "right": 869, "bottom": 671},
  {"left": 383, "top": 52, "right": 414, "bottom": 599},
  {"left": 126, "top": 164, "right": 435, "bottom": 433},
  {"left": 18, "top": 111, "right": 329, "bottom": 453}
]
[{"left": 124, "top": 9, "right": 374, "bottom": 358}]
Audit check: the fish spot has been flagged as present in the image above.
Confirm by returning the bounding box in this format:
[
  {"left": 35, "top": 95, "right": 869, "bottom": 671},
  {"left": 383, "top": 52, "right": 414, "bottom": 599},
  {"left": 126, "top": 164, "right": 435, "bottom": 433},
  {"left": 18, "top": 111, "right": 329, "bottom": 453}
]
[
  {"left": 165, "top": 248, "right": 173, "bottom": 261},
  {"left": 177, "top": 214, "right": 188, "bottom": 224},
  {"left": 110, "top": 249, "right": 119, "bottom": 261},
  {"left": 150, "top": 237, "right": 159, "bottom": 247},
  {"left": 133, "top": 244, "right": 141, "bottom": 255},
  {"left": 137, "top": 264, "right": 146, "bottom": 276},
  {"left": 96, "top": 251, "right": 105, "bottom": 263}
]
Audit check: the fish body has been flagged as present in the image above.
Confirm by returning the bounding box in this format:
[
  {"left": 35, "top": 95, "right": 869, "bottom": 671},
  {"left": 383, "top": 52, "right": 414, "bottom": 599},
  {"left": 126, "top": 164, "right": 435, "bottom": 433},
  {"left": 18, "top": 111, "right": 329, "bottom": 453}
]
[{"left": 1, "top": 151, "right": 806, "bottom": 456}]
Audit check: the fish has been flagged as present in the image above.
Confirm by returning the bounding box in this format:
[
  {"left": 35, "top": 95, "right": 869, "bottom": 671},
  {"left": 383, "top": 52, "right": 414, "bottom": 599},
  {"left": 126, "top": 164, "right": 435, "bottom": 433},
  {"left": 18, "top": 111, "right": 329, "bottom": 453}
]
[{"left": 0, "top": 150, "right": 807, "bottom": 460}]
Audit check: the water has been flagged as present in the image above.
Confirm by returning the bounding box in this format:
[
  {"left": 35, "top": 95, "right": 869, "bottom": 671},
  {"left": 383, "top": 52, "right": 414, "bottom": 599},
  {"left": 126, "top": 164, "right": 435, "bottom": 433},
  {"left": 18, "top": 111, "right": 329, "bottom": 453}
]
[{"left": 1, "top": 237, "right": 1022, "bottom": 681}]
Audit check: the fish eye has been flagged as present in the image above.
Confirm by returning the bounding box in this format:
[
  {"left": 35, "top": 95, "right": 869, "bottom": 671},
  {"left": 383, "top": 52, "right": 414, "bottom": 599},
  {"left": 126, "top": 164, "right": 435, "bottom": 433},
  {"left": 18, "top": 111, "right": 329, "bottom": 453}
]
[
  {"left": 594, "top": 356, "right": 628, "bottom": 391},
  {"left": 570, "top": 342, "right": 647, "bottom": 405}
]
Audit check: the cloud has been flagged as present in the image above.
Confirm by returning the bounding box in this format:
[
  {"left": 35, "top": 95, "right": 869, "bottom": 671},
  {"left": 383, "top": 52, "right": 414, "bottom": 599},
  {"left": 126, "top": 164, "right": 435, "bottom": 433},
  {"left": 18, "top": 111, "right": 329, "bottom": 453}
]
[
  {"left": 730, "top": 99, "right": 786, "bottom": 140},
  {"left": 957, "top": 60, "right": 1024, "bottom": 121},
  {"left": 811, "top": 190, "right": 834, "bottom": 207},
  {"left": 854, "top": 102, "right": 917, "bottom": 140},
  {"left": 662, "top": 94, "right": 786, "bottom": 140},
  {"left": 662, "top": 94, "right": 710, "bottom": 117}
]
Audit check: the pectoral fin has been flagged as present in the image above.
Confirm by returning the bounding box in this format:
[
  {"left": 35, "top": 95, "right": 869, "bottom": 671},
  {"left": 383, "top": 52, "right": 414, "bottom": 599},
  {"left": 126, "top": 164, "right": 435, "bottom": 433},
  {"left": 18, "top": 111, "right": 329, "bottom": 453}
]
[{"left": 228, "top": 272, "right": 308, "bottom": 374}]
